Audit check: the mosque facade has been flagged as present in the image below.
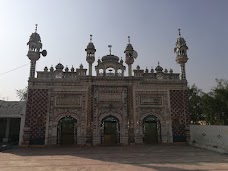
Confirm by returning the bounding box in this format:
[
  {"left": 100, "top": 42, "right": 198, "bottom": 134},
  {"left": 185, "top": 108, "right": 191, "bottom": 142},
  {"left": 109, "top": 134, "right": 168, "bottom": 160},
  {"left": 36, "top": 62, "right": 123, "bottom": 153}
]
[{"left": 21, "top": 26, "right": 190, "bottom": 146}]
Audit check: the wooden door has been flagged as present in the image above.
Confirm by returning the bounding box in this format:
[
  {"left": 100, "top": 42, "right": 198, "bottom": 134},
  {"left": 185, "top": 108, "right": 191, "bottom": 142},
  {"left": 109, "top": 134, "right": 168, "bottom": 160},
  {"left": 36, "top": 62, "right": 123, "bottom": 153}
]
[
  {"left": 103, "top": 121, "right": 118, "bottom": 144},
  {"left": 144, "top": 121, "right": 158, "bottom": 144}
]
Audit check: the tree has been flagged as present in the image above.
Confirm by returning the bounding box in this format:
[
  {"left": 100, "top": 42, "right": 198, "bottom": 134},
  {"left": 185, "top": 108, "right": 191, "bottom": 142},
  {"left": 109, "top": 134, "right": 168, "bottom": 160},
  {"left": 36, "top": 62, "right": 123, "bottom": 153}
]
[
  {"left": 16, "top": 87, "right": 28, "bottom": 101},
  {"left": 202, "top": 79, "right": 228, "bottom": 125},
  {"left": 188, "top": 84, "right": 204, "bottom": 124}
]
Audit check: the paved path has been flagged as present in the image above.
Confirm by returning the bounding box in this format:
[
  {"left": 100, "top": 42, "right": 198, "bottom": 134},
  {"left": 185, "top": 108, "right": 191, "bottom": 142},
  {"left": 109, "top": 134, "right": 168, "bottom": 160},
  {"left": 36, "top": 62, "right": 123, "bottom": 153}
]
[{"left": 0, "top": 144, "right": 228, "bottom": 171}]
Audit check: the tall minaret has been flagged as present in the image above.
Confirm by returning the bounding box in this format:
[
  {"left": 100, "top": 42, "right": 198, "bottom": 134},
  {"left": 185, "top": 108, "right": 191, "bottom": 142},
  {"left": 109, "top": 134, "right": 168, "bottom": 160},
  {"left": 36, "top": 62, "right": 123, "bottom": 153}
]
[
  {"left": 174, "top": 29, "right": 189, "bottom": 80},
  {"left": 85, "top": 35, "right": 96, "bottom": 76},
  {"left": 124, "top": 36, "right": 136, "bottom": 76},
  {"left": 27, "top": 24, "right": 47, "bottom": 78}
]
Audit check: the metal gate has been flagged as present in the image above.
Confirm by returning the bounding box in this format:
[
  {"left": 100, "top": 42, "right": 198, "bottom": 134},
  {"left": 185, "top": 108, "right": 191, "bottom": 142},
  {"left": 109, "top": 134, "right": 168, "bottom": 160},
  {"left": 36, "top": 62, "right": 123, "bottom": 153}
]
[{"left": 57, "top": 116, "right": 77, "bottom": 145}]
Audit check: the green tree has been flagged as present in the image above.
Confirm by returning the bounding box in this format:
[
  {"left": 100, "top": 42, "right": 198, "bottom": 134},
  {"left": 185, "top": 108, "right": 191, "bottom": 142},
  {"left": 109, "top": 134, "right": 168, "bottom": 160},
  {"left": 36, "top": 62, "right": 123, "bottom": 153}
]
[
  {"left": 188, "top": 84, "right": 204, "bottom": 124},
  {"left": 202, "top": 79, "right": 228, "bottom": 125}
]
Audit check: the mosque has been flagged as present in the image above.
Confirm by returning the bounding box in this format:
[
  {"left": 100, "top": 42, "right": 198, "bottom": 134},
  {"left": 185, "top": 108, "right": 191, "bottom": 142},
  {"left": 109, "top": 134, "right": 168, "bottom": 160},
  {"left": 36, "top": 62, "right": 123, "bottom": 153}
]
[{"left": 5, "top": 26, "right": 190, "bottom": 146}]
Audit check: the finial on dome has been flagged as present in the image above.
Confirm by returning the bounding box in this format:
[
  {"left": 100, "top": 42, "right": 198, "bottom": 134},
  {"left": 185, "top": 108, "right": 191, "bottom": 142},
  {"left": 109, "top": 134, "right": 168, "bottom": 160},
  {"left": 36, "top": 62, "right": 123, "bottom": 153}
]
[
  {"left": 90, "top": 34, "right": 92, "bottom": 42},
  {"left": 108, "top": 45, "right": 112, "bottom": 55},
  {"left": 158, "top": 61, "right": 160, "bottom": 66},
  {"left": 35, "top": 24, "right": 38, "bottom": 33},
  {"left": 178, "top": 28, "right": 181, "bottom": 36},
  {"left": 128, "top": 36, "right": 130, "bottom": 44}
]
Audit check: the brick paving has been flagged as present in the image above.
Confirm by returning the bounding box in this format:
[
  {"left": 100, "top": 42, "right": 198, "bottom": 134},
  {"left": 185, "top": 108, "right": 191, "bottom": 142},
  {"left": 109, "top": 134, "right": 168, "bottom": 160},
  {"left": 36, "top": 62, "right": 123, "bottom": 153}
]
[{"left": 0, "top": 144, "right": 228, "bottom": 171}]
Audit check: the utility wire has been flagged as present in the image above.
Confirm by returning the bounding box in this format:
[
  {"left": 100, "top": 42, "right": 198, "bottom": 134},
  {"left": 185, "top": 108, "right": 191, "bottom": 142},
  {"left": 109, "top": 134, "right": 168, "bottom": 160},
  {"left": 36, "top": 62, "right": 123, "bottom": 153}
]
[{"left": 0, "top": 63, "right": 29, "bottom": 76}]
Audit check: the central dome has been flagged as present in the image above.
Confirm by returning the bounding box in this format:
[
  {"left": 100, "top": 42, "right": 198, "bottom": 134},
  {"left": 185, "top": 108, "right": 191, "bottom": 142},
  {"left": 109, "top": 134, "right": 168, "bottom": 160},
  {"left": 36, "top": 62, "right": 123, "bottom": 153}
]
[{"left": 101, "top": 54, "right": 119, "bottom": 62}]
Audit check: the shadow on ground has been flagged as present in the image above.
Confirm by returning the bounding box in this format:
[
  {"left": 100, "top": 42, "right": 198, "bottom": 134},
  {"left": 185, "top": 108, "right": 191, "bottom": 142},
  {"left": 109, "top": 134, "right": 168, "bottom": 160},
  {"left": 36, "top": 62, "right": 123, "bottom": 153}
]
[{"left": 1, "top": 144, "right": 228, "bottom": 171}]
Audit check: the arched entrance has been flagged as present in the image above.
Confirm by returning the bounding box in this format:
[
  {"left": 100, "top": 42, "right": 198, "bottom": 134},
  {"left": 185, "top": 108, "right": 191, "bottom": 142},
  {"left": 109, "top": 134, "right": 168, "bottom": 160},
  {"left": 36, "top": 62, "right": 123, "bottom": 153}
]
[
  {"left": 57, "top": 116, "right": 77, "bottom": 145},
  {"left": 101, "top": 116, "right": 120, "bottom": 144},
  {"left": 143, "top": 115, "right": 161, "bottom": 144}
]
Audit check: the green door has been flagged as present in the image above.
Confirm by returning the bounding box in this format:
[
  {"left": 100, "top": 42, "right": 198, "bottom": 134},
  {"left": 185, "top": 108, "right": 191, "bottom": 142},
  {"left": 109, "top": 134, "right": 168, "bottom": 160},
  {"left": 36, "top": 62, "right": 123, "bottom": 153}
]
[
  {"left": 144, "top": 121, "right": 158, "bottom": 144},
  {"left": 104, "top": 121, "right": 118, "bottom": 144}
]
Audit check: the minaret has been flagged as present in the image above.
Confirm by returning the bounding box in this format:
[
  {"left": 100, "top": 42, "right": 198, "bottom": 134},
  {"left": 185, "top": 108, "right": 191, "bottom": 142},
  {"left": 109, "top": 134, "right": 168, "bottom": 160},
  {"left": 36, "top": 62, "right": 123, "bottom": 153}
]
[
  {"left": 174, "top": 29, "right": 189, "bottom": 80},
  {"left": 124, "top": 36, "right": 137, "bottom": 76},
  {"left": 27, "top": 24, "right": 47, "bottom": 78},
  {"left": 85, "top": 35, "right": 96, "bottom": 76}
]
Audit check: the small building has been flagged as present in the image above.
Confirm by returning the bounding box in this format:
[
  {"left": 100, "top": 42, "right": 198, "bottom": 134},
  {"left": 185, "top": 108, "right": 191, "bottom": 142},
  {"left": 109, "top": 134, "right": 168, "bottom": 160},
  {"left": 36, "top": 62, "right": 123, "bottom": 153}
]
[
  {"left": 20, "top": 27, "right": 190, "bottom": 146},
  {"left": 0, "top": 100, "right": 26, "bottom": 145}
]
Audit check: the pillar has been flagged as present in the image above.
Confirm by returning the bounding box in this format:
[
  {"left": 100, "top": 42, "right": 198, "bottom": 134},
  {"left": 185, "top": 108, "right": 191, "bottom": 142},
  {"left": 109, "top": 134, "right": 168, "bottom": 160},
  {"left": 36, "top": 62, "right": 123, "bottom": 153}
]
[{"left": 3, "top": 118, "right": 10, "bottom": 143}]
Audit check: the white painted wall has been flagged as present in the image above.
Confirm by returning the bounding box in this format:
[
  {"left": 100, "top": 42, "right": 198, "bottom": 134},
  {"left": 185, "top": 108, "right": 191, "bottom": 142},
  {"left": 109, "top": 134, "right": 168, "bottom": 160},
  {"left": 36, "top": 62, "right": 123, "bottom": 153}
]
[{"left": 190, "top": 125, "right": 228, "bottom": 154}]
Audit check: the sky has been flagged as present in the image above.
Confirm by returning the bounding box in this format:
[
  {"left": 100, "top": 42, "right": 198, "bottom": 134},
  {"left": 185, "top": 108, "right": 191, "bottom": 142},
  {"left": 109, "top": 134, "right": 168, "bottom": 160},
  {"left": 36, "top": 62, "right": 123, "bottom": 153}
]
[{"left": 0, "top": 0, "right": 228, "bottom": 101}]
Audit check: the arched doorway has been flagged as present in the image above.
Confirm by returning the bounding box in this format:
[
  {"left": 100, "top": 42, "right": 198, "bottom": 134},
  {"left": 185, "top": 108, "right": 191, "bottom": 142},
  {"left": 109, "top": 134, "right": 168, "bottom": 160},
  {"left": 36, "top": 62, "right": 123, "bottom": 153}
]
[
  {"left": 57, "top": 116, "right": 77, "bottom": 145},
  {"left": 101, "top": 116, "right": 120, "bottom": 144},
  {"left": 143, "top": 115, "right": 161, "bottom": 144}
]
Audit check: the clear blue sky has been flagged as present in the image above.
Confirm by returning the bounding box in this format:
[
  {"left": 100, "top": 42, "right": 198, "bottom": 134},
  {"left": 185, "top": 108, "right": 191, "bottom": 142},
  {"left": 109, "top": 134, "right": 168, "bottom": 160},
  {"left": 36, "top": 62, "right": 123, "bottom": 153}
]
[{"left": 0, "top": 0, "right": 228, "bottom": 100}]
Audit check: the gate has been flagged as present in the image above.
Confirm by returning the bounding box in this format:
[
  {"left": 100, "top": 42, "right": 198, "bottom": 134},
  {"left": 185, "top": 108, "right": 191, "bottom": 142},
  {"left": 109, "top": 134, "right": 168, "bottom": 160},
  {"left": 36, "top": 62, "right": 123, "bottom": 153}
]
[
  {"left": 101, "top": 116, "right": 120, "bottom": 144},
  {"left": 57, "top": 116, "right": 77, "bottom": 145},
  {"left": 143, "top": 115, "right": 161, "bottom": 144}
]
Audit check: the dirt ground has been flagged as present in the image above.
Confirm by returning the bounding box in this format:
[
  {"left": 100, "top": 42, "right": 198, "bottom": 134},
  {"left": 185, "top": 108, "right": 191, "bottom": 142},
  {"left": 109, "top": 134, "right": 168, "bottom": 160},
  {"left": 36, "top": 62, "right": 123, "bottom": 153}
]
[{"left": 0, "top": 144, "right": 228, "bottom": 171}]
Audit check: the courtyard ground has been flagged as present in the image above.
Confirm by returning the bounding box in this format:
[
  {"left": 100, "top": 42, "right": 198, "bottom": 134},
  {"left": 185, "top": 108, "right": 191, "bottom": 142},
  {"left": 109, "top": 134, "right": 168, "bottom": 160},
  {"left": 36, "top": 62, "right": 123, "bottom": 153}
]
[{"left": 0, "top": 144, "right": 228, "bottom": 171}]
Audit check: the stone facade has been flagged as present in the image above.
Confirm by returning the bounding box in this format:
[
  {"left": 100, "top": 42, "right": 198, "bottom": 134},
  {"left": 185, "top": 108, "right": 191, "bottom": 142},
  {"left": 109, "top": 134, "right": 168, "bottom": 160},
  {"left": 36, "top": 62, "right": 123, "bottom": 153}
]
[
  {"left": 21, "top": 73, "right": 189, "bottom": 146},
  {"left": 21, "top": 28, "right": 190, "bottom": 146}
]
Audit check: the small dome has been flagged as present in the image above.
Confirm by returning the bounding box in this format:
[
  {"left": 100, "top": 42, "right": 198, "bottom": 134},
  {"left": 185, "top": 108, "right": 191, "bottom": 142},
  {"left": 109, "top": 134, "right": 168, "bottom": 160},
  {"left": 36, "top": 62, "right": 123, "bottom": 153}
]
[
  {"left": 176, "top": 37, "right": 186, "bottom": 46},
  {"left": 29, "top": 32, "right": 41, "bottom": 42},
  {"left": 44, "top": 66, "right": 48, "bottom": 72},
  {"left": 151, "top": 68, "right": 154, "bottom": 73},
  {"left": 101, "top": 54, "right": 119, "bottom": 62},
  {"left": 80, "top": 64, "right": 83, "bottom": 69},
  {"left": 145, "top": 68, "right": 149, "bottom": 73},
  {"left": 65, "top": 66, "right": 69, "bottom": 72},
  {"left": 120, "top": 57, "right": 123, "bottom": 64},
  {"left": 55, "top": 63, "right": 64, "bottom": 70},
  {"left": 164, "top": 68, "right": 168, "bottom": 73},
  {"left": 125, "top": 43, "right": 134, "bottom": 52},
  {"left": 71, "top": 66, "right": 75, "bottom": 72},
  {"left": 86, "top": 42, "right": 95, "bottom": 49},
  {"left": 169, "top": 69, "right": 173, "bottom": 74},
  {"left": 136, "top": 65, "right": 140, "bottom": 70},
  {"left": 50, "top": 66, "right": 54, "bottom": 72},
  {"left": 155, "top": 63, "right": 163, "bottom": 72}
]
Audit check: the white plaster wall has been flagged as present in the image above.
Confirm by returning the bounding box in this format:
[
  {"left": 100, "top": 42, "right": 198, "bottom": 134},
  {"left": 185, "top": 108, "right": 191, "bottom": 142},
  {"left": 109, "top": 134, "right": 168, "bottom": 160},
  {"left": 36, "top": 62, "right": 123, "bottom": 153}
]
[{"left": 190, "top": 125, "right": 228, "bottom": 154}]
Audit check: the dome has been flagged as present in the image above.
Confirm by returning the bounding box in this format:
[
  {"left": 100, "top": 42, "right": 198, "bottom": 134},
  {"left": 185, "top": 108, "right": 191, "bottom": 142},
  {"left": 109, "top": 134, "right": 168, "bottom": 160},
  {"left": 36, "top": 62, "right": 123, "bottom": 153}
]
[
  {"left": 55, "top": 63, "right": 64, "bottom": 70},
  {"left": 50, "top": 66, "right": 54, "bottom": 72},
  {"left": 65, "top": 66, "right": 69, "bottom": 72},
  {"left": 101, "top": 54, "right": 119, "bottom": 62},
  {"left": 169, "top": 69, "right": 173, "bottom": 74},
  {"left": 125, "top": 43, "right": 134, "bottom": 52},
  {"left": 136, "top": 65, "right": 140, "bottom": 70},
  {"left": 176, "top": 37, "right": 186, "bottom": 46},
  {"left": 155, "top": 64, "right": 163, "bottom": 72},
  {"left": 29, "top": 32, "right": 41, "bottom": 42},
  {"left": 44, "top": 66, "right": 48, "bottom": 72},
  {"left": 86, "top": 42, "right": 95, "bottom": 49}
]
